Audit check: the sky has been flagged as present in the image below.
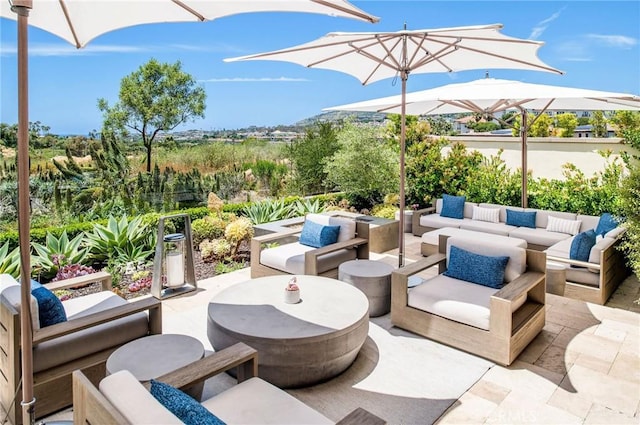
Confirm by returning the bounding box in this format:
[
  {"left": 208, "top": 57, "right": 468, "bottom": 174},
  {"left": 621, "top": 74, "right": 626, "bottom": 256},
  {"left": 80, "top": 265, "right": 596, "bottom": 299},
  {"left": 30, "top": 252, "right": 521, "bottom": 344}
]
[{"left": 1, "top": 0, "right": 639, "bottom": 135}]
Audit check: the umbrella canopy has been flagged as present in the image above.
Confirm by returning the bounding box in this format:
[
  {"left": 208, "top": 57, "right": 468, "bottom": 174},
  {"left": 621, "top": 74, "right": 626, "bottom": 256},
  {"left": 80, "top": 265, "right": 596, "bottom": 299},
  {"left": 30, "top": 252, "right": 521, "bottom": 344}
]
[
  {"left": 225, "top": 24, "right": 563, "bottom": 266},
  {"left": 326, "top": 77, "right": 640, "bottom": 207},
  {"left": 0, "top": 1, "right": 377, "bottom": 423}
]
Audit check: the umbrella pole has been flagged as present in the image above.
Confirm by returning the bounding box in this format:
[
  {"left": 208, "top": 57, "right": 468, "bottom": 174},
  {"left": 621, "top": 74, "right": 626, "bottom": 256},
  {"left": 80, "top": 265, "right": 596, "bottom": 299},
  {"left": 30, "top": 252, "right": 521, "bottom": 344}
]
[
  {"left": 13, "top": 1, "right": 36, "bottom": 424},
  {"left": 519, "top": 108, "right": 528, "bottom": 209},
  {"left": 398, "top": 72, "right": 407, "bottom": 268}
]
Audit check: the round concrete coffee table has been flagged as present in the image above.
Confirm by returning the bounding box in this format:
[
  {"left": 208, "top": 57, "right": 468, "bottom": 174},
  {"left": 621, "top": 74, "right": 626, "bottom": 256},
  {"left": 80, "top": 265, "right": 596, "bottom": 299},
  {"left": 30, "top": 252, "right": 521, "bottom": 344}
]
[
  {"left": 207, "top": 275, "right": 369, "bottom": 388},
  {"left": 106, "top": 334, "right": 205, "bottom": 398},
  {"left": 339, "top": 259, "right": 394, "bottom": 317}
]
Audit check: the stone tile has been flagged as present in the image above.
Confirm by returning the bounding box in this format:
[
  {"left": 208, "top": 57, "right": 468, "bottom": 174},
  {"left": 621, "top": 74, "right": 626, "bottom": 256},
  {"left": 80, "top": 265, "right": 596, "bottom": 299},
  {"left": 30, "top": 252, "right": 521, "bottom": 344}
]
[
  {"left": 561, "top": 364, "right": 639, "bottom": 416},
  {"left": 482, "top": 361, "right": 563, "bottom": 403},
  {"left": 435, "top": 391, "right": 497, "bottom": 424},
  {"left": 593, "top": 323, "right": 628, "bottom": 343},
  {"left": 547, "top": 386, "right": 593, "bottom": 419},
  {"left": 518, "top": 329, "right": 556, "bottom": 364},
  {"left": 565, "top": 331, "right": 622, "bottom": 363},
  {"left": 584, "top": 403, "right": 640, "bottom": 424},
  {"left": 608, "top": 352, "right": 640, "bottom": 385},
  {"left": 551, "top": 326, "right": 583, "bottom": 349},
  {"left": 468, "top": 379, "right": 510, "bottom": 405},
  {"left": 485, "top": 392, "right": 582, "bottom": 424},
  {"left": 572, "top": 353, "right": 613, "bottom": 375},
  {"left": 620, "top": 333, "right": 640, "bottom": 356},
  {"left": 534, "top": 344, "right": 573, "bottom": 376},
  {"left": 542, "top": 321, "right": 564, "bottom": 335}
]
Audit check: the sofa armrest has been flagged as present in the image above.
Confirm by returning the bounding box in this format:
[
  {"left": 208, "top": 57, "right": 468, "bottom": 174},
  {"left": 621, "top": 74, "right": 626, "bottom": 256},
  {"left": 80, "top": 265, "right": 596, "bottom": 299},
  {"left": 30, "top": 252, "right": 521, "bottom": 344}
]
[
  {"left": 150, "top": 342, "right": 258, "bottom": 392},
  {"left": 304, "top": 237, "right": 369, "bottom": 275},
  {"left": 546, "top": 255, "right": 600, "bottom": 271},
  {"left": 32, "top": 296, "right": 162, "bottom": 345},
  {"left": 44, "top": 271, "right": 112, "bottom": 292}
]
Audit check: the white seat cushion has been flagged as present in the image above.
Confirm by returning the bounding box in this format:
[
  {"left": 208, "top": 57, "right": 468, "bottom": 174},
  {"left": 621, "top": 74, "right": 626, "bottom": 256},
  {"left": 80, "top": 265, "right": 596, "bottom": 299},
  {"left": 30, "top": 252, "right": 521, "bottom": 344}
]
[
  {"left": 260, "top": 242, "right": 357, "bottom": 275},
  {"left": 202, "top": 377, "right": 332, "bottom": 424}
]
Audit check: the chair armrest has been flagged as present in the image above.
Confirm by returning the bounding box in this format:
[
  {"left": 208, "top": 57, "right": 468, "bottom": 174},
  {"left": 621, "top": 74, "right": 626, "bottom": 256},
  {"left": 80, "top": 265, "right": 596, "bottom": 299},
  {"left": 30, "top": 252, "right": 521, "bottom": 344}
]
[
  {"left": 336, "top": 407, "right": 386, "bottom": 425},
  {"left": 149, "top": 343, "right": 258, "bottom": 391},
  {"left": 413, "top": 206, "right": 435, "bottom": 216},
  {"left": 492, "top": 271, "right": 545, "bottom": 303},
  {"left": 32, "top": 296, "right": 162, "bottom": 345},
  {"left": 546, "top": 255, "right": 600, "bottom": 271},
  {"left": 252, "top": 228, "right": 301, "bottom": 244},
  {"left": 44, "top": 271, "right": 112, "bottom": 292},
  {"left": 304, "top": 237, "right": 369, "bottom": 274},
  {"left": 394, "top": 253, "right": 446, "bottom": 280}
]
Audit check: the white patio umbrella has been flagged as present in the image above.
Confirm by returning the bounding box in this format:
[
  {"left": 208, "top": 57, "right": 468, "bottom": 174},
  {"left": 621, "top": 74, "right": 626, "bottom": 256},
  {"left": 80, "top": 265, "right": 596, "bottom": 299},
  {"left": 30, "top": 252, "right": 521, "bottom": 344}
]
[
  {"left": 225, "top": 24, "right": 563, "bottom": 267},
  {"left": 326, "top": 77, "right": 640, "bottom": 207},
  {"left": 0, "top": 1, "right": 378, "bottom": 423}
]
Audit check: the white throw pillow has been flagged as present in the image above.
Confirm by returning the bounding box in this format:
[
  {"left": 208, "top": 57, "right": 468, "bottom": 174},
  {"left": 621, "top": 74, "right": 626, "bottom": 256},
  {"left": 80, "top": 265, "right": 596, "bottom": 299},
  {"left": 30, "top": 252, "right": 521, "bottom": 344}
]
[
  {"left": 471, "top": 206, "right": 500, "bottom": 223},
  {"left": 546, "top": 215, "right": 581, "bottom": 236}
]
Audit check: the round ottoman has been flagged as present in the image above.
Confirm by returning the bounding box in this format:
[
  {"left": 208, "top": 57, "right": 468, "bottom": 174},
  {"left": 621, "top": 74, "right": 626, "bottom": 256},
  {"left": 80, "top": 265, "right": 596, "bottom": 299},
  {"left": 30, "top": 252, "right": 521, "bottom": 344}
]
[{"left": 339, "top": 259, "right": 394, "bottom": 317}]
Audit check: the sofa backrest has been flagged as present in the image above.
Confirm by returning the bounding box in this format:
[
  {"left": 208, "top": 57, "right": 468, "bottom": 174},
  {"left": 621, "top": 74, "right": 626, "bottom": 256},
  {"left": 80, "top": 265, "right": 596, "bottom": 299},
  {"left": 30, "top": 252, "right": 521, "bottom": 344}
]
[
  {"left": 305, "top": 213, "right": 356, "bottom": 242},
  {"left": 435, "top": 199, "right": 477, "bottom": 219},
  {"left": 478, "top": 203, "right": 515, "bottom": 224},
  {"left": 577, "top": 214, "right": 600, "bottom": 233},
  {"left": 446, "top": 236, "right": 527, "bottom": 283},
  {"left": 525, "top": 209, "right": 577, "bottom": 229}
]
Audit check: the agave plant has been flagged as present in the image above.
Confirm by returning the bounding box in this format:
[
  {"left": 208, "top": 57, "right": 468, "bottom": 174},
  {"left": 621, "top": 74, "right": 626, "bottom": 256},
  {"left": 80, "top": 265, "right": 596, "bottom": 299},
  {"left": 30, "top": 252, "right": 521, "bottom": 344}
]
[
  {"left": 290, "top": 198, "right": 326, "bottom": 217},
  {"left": 31, "top": 231, "right": 90, "bottom": 281},
  {"left": 85, "top": 215, "right": 155, "bottom": 266},
  {"left": 241, "top": 198, "right": 293, "bottom": 224},
  {"left": 0, "top": 241, "right": 20, "bottom": 278}
]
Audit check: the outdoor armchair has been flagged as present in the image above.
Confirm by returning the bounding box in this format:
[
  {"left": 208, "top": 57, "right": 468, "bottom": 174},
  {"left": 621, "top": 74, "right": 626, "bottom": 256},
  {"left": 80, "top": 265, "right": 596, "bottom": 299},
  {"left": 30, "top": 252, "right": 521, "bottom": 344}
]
[
  {"left": 391, "top": 235, "right": 546, "bottom": 366},
  {"left": 250, "top": 213, "right": 370, "bottom": 278},
  {"left": 73, "top": 342, "right": 386, "bottom": 425},
  {"left": 0, "top": 271, "right": 162, "bottom": 425}
]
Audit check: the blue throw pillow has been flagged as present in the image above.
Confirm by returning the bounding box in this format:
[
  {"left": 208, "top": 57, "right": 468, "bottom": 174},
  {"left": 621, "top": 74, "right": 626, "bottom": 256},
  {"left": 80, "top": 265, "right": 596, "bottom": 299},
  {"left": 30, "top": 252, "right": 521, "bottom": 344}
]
[
  {"left": 299, "top": 220, "right": 340, "bottom": 248},
  {"left": 440, "top": 194, "right": 466, "bottom": 219},
  {"left": 444, "top": 245, "right": 510, "bottom": 289},
  {"left": 570, "top": 230, "right": 597, "bottom": 262},
  {"left": 31, "top": 286, "right": 67, "bottom": 328},
  {"left": 505, "top": 209, "right": 537, "bottom": 229},
  {"left": 595, "top": 213, "right": 618, "bottom": 236},
  {"left": 150, "top": 380, "right": 226, "bottom": 425}
]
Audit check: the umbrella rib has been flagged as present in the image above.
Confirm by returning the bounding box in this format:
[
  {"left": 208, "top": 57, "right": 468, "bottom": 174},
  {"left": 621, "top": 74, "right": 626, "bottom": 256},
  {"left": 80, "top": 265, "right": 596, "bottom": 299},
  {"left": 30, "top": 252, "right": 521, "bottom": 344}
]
[
  {"left": 408, "top": 41, "right": 456, "bottom": 72},
  {"left": 172, "top": 0, "right": 206, "bottom": 21},
  {"left": 58, "top": 0, "right": 81, "bottom": 48},
  {"left": 311, "top": 0, "right": 379, "bottom": 23}
]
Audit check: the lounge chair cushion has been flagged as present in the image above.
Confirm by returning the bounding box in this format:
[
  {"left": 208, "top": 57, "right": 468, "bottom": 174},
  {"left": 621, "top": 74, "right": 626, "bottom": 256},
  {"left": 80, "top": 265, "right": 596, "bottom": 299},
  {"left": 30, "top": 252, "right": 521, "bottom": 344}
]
[
  {"left": 440, "top": 194, "right": 466, "bottom": 218},
  {"left": 444, "top": 245, "right": 509, "bottom": 289},
  {"left": 150, "top": 380, "right": 225, "bottom": 425},
  {"left": 446, "top": 236, "right": 526, "bottom": 283},
  {"left": 408, "top": 275, "right": 526, "bottom": 331},
  {"left": 505, "top": 209, "right": 536, "bottom": 228},
  {"left": 0, "top": 275, "right": 40, "bottom": 331},
  {"left": 260, "top": 242, "right": 357, "bottom": 275},
  {"left": 201, "top": 377, "right": 332, "bottom": 424},
  {"left": 31, "top": 286, "right": 67, "bottom": 327},
  {"left": 100, "top": 370, "right": 182, "bottom": 425},
  {"left": 306, "top": 213, "right": 356, "bottom": 242},
  {"left": 299, "top": 220, "right": 340, "bottom": 248},
  {"left": 33, "top": 291, "right": 150, "bottom": 373}
]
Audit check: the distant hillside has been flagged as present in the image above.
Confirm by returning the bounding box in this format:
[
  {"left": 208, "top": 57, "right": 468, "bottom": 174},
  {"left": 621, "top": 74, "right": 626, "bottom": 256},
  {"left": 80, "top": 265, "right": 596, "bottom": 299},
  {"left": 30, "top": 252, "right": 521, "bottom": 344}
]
[{"left": 295, "top": 111, "right": 388, "bottom": 127}]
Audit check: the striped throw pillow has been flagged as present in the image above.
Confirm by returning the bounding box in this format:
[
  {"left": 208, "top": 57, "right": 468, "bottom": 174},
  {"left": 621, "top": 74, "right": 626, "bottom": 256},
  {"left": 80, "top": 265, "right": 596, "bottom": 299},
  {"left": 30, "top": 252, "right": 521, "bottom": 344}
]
[
  {"left": 472, "top": 206, "right": 500, "bottom": 223},
  {"left": 546, "top": 215, "right": 582, "bottom": 236}
]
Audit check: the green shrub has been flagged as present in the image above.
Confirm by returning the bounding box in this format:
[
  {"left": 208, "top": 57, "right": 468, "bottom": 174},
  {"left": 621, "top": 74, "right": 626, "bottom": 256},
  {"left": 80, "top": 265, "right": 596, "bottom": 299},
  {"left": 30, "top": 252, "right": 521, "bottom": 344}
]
[
  {"left": 191, "top": 215, "right": 228, "bottom": 246},
  {"left": 371, "top": 204, "right": 397, "bottom": 219},
  {"left": 85, "top": 215, "right": 155, "bottom": 267}
]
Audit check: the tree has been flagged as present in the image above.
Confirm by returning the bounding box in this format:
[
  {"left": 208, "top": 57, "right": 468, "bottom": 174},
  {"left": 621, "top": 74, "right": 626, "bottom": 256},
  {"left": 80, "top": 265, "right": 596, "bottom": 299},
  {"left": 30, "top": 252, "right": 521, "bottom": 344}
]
[
  {"left": 424, "top": 116, "right": 453, "bottom": 135},
  {"left": 609, "top": 110, "right": 640, "bottom": 136},
  {"left": 530, "top": 113, "right": 553, "bottom": 137},
  {"left": 511, "top": 113, "right": 535, "bottom": 137},
  {"left": 385, "top": 114, "right": 430, "bottom": 149},
  {"left": 590, "top": 110, "right": 607, "bottom": 137},
  {"left": 324, "top": 122, "right": 398, "bottom": 208},
  {"left": 555, "top": 113, "right": 578, "bottom": 137},
  {"left": 288, "top": 121, "right": 340, "bottom": 195},
  {"left": 98, "top": 58, "right": 206, "bottom": 172}
]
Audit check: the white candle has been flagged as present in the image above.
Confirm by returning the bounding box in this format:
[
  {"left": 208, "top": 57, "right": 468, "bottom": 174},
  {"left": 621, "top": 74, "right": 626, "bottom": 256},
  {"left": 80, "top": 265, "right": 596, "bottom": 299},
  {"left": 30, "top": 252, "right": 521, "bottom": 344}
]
[{"left": 166, "top": 251, "right": 184, "bottom": 287}]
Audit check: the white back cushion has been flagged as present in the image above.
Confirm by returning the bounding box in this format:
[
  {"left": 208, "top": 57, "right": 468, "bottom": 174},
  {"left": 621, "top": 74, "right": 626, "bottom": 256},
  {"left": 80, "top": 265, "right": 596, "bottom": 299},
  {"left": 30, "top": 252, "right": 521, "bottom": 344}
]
[
  {"left": 305, "top": 213, "right": 356, "bottom": 242},
  {"left": 0, "top": 274, "right": 40, "bottom": 331}
]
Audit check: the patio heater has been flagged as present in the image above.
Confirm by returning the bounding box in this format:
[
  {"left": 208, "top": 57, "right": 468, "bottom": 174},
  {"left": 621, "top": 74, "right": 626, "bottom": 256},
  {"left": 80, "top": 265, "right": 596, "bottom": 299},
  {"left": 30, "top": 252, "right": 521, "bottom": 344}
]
[{"left": 151, "top": 213, "right": 197, "bottom": 299}]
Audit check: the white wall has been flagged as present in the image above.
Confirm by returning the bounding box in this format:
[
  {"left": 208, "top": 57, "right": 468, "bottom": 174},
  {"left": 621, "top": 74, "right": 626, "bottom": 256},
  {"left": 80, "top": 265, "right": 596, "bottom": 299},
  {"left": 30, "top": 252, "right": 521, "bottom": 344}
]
[{"left": 443, "top": 136, "right": 632, "bottom": 180}]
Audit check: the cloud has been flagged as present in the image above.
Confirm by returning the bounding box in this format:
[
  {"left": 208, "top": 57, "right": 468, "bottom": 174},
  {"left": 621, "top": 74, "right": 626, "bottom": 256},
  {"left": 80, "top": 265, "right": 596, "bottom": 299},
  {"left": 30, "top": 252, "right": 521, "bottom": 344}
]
[
  {"left": 529, "top": 7, "right": 566, "bottom": 40},
  {"left": 199, "top": 77, "right": 310, "bottom": 83},
  {"left": 0, "top": 42, "right": 238, "bottom": 57},
  {"left": 553, "top": 41, "right": 592, "bottom": 62},
  {"left": 585, "top": 34, "right": 638, "bottom": 48}
]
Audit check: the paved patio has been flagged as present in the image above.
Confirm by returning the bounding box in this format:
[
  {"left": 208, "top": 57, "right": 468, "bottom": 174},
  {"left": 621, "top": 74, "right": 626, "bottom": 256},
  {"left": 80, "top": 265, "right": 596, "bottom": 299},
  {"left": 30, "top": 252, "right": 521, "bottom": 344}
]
[{"left": 36, "top": 234, "right": 640, "bottom": 424}]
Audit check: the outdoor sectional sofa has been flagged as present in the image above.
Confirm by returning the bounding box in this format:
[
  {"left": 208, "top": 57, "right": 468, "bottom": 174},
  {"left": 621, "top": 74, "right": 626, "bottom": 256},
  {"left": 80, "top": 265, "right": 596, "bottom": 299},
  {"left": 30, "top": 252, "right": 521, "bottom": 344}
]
[{"left": 412, "top": 196, "right": 628, "bottom": 305}]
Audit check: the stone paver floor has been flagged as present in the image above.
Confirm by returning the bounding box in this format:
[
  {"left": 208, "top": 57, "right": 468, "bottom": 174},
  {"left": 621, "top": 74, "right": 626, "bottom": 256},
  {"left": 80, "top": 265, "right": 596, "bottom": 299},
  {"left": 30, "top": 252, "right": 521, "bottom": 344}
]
[{"left": 26, "top": 234, "right": 640, "bottom": 424}]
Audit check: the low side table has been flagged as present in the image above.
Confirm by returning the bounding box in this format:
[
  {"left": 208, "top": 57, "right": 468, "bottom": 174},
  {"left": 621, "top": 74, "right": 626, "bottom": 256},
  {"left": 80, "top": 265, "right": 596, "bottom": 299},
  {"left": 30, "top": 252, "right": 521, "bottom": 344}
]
[
  {"left": 339, "top": 259, "right": 394, "bottom": 317},
  {"left": 106, "top": 334, "right": 205, "bottom": 399}
]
